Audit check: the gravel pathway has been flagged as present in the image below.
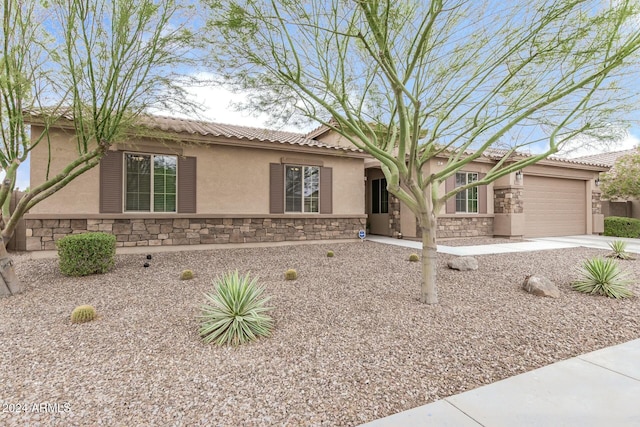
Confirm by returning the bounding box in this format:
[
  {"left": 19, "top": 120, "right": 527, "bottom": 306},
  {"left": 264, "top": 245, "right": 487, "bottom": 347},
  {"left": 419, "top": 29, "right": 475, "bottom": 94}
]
[{"left": 1, "top": 242, "right": 639, "bottom": 426}]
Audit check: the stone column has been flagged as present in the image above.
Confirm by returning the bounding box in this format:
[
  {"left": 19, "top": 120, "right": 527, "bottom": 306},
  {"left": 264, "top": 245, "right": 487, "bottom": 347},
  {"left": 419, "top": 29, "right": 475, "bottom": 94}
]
[{"left": 492, "top": 173, "right": 525, "bottom": 238}]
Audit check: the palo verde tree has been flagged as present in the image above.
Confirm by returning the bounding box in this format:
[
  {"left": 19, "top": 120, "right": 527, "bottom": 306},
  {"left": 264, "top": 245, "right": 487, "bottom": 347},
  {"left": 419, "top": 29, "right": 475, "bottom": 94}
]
[
  {"left": 0, "top": 0, "right": 198, "bottom": 296},
  {"left": 600, "top": 148, "right": 640, "bottom": 199},
  {"left": 204, "top": 0, "right": 640, "bottom": 303}
]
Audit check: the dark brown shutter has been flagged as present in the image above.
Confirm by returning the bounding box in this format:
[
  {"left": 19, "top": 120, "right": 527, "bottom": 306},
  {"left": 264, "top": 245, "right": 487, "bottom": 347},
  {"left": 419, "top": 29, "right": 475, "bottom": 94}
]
[
  {"left": 445, "top": 175, "right": 456, "bottom": 214},
  {"left": 99, "top": 150, "right": 123, "bottom": 213},
  {"left": 319, "top": 167, "right": 333, "bottom": 214},
  {"left": 269, "top": 163, "right": 284, "bottom": 214},
  {"left": 478, "top": 173, "right": 487, "bottom": 214},
  {"left": 177, "top": 156, "right": 197, "bottom": 213}
]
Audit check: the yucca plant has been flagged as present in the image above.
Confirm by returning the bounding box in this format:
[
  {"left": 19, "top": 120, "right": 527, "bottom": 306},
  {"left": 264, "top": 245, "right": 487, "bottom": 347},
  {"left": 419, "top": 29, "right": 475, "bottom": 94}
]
[
  {"left": 572, "top": 257, "right": 634, "bottom": 299},
  {"left": 607, "top": 240, "right": 635, "bottom": 260},
  {"left": 199, "top": 271, "right": 273, "bottom": 346}
]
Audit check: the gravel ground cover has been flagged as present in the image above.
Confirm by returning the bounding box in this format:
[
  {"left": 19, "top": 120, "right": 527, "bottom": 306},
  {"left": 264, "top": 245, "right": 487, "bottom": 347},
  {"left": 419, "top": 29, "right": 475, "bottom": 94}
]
[{"left": 1, "top": 242, "right": 639, "bottom": 426}]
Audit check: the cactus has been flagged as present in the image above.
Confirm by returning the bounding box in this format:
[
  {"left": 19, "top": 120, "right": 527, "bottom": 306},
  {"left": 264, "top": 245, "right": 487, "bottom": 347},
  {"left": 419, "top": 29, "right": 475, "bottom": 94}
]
[
  {"left": 71, "top": 305, "right": 97, "bottom": 324},
  {"left": 285, "top": 269, "right": 298, "bottom": 280},
  {"left": 409, "top": 253, "right": 420, "bottom": 262},
  {"left": 327, "top": 250, "right": 335, "bottom": 257},
  {"left": 180, "top": 269, "right": 195, "bottom": 280}
]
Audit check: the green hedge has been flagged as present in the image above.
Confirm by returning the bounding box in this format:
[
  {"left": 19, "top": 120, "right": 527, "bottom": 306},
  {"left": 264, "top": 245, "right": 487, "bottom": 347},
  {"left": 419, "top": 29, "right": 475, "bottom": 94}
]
[
  {"left": 604, "top": 216, "right": 640, "bottom": 238},
  {"left": 57, "top": 232, "right": 116, "bottom": 276}
]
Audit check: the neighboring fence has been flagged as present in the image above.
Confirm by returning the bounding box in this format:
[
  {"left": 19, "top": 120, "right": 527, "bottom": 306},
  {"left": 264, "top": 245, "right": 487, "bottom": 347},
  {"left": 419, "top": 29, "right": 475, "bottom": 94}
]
[
  {"left": 6, "top": 191, "right": 26, "bottom": 251},
  {"left": 601, "top": 200, "right": 640, "bottom": 220}
]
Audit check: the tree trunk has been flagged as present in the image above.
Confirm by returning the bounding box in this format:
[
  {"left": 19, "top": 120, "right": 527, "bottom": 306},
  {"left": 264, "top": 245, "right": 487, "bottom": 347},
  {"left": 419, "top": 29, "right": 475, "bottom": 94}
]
[
  {"left": 419, "top": 214, "right": 438, "bottom": 304},
  {"left": 0, "top": 239, "right": 23, "bottom": 297}
]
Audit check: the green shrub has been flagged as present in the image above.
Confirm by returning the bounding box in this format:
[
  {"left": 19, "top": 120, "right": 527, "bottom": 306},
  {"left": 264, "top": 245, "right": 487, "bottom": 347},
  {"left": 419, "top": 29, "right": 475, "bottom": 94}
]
[
  {"left": 572, "top": 257, "right": 634, "bottom": 299},
  {"left": 285, "top": 269, "right": 298, "bottom": 280},
  {"left": 327, "top": 250, "right": 334, "bottom": 257},
  {"left": 604, "top": 216, "right": 640, "bottom": 238},
  {"left": 71, "top": 305, "right": 97, "bottom": 324},
  {"left": 199, "top": 271, "right": 273, "bottom": 346},
  {"left": 57, "top": 233, "right": 116, "bottom": 276},
  {"left": 180, "top": 269, "right": 195, "bottom": 280},
  {"left": 607, "top": 240, "right": 635, "bottom": 260},
  {"left": 409, "top": 253, "right": 420, "bottom": 262}
]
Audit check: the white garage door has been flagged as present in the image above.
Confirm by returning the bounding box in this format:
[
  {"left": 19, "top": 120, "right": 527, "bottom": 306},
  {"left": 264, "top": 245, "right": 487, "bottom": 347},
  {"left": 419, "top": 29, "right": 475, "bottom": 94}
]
[{"left": 524, "top": 176, "right": 586, "bottom": 237}]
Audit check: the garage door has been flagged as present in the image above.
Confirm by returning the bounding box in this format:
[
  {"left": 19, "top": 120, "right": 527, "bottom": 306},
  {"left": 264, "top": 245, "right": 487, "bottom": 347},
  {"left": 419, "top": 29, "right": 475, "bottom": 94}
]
[{"left": 524, "top": 176, "right": 586, "bottom": 237}]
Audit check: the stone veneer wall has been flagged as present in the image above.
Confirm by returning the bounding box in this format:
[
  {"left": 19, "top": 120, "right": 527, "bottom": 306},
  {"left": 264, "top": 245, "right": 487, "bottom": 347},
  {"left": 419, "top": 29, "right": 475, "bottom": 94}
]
[
  {"left": 416, "top": 216, "right": 494, "bottom": 239},
  {"left": 388, "top": 196, "right": 401, "bottom": 238},
  {"left": 25, "top": 217, "right": 366, "bottom": 251},
  {"left": 592, "top": 191, "right": 602, "bottom": 215},
  {"left": 494, "top": 187, "right": 524, "bottom": 214}
]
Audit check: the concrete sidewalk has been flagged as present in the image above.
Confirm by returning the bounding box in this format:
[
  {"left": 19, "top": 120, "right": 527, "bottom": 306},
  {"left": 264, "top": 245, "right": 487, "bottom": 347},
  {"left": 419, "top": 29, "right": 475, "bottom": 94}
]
[{"left": 359, "top": 338, "right": 640, "bottom": 427}]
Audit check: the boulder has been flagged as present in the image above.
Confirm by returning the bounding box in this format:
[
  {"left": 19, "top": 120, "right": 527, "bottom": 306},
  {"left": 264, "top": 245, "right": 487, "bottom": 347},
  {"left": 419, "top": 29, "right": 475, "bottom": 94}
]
[
  {"left": 522, "top": 275, "right": 560, "bottom": 298},
  {"left": 447, "top": 256, "right": 478, "bottom": 271}
]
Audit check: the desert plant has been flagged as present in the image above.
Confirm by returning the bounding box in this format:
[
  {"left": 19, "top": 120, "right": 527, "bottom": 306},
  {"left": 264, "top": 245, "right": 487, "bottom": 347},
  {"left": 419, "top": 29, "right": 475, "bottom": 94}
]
[
  {"left": 409, "top": 253, "right": 420, "bottom": 262},
  {"left": 327, "top": 250, "right": 334, "bottom": 257},
  {"left": 607, "top": 240, "right": 635, "bottom": 260},
  {"left": 199, "top": 271, "right": 273, "bottom": 345},
  {"left": 71, "top": 305, "right": 97, "bottom": 324},
  {"left": 285, "top": 269, "right": 298, "bottom": 280},
  {"left": 604, "top": 216, "right": 640, "bottom": 238},
  {"left": 572, "top": 257, "right": 634, "bottom": 299},
  {"left": 180, "top": 269, "right": 195, "bottom": 280},
  {"left": 57, "top": 233, "right": 116, "bottom": 276}
]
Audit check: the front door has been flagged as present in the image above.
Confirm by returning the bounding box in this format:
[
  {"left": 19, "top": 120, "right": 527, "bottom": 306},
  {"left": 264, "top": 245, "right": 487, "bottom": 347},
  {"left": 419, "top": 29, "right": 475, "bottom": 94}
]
[{"left": 370, "top": 176, "right": 390, "bottom": 236}]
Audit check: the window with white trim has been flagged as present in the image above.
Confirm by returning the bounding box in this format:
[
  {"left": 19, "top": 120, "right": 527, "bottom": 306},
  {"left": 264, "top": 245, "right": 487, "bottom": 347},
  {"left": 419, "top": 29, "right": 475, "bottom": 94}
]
[
  {"left": 455, "top": 172, "right": 478, "bottom": 213},
  {"left": 125, "top": 153, "right": 177, "bottom": 212},
  {"left": 285, "top": 165, "right": 319, "bottom": 213}
]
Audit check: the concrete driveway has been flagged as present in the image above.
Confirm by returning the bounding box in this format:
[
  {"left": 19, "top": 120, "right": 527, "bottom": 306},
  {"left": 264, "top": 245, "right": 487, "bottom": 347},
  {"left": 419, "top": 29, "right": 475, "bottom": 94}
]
[
  {"left": 531, "top": 235, "right": 640, "bottom": 254},
  {"left": 366, "top": 234, "right": 640, "bottom": 256}
]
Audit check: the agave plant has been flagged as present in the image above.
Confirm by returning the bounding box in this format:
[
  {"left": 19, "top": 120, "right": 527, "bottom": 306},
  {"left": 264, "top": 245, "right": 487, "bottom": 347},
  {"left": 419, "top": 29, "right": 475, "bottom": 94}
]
[
  {"left": 607, "top": 240, "right": 635, "bottom": 260},
  {"left": 199, "top": 271, "right": 273, "bottom": 345},
  {"left": 572, "top": 257, "right": 634, "bottom": 299}
]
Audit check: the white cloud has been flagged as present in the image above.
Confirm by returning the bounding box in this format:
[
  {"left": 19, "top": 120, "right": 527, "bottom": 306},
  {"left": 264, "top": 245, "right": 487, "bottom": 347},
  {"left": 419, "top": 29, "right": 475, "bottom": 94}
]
[
  {"left": 165, "top": 73, "right": 312, "bottom": 133},
  {"left": 562, "top": 131, "right": 640, "bottom": 159}
]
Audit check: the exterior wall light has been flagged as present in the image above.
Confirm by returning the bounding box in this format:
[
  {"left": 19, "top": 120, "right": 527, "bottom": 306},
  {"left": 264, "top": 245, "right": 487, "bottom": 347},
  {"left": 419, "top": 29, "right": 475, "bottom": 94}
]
[
  {"left": 515, "top": 170, "right": 523, "bottom": 182},
  {"left": 595, "top": 178, "right": 600, "bottom": 187}
]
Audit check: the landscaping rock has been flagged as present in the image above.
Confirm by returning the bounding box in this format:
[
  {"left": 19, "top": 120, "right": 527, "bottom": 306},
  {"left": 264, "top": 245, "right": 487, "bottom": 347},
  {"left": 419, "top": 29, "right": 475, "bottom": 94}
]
[
  {"left": 522, "top": 275, "right": 560, "bottom": 298},
  {"left": 447, "top": 256, "right": 478, "bottom": 271}
]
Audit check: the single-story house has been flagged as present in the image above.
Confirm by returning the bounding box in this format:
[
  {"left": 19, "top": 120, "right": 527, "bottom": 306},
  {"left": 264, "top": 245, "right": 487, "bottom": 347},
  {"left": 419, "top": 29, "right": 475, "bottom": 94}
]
[{"left": 22, "top": 114, "right": 609, "bottom": 250}]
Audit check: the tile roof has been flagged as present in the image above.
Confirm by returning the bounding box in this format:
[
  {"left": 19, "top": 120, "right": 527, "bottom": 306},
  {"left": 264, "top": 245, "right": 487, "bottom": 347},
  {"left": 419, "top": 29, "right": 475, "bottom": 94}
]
[
  {"left": 478, "top": 147, "right": 612, "bottom": 168},
  {"left": 27, "top": 110, "right": 363, "bottom": 154},
  {"left": 569, "top": 148, "right": 638, "bottom": 167},
  {"left": 136, "top": 115, "right": 363, "bottom": 153}
]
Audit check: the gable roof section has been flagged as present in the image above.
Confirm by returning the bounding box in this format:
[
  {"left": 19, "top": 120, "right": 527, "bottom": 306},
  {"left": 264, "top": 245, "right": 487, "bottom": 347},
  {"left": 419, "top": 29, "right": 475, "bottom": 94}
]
[{"left": 570, "top": 148, "right": 638, "bottom": 167}]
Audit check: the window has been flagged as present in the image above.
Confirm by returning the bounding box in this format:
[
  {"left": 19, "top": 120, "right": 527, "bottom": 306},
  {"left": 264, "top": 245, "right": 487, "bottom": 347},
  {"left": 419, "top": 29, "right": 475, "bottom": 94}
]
[
  {"left": 125, "top": 153, "right": 177, "bottom": 212},
  {"left": 455, "top": 172, "right": 478, "bottom": 213},
  {"left": 372, "top": 178, "right": 389, "bottom": 214},
  {"left": 285, "top": 165, "right": 319, "bottom": 213}
]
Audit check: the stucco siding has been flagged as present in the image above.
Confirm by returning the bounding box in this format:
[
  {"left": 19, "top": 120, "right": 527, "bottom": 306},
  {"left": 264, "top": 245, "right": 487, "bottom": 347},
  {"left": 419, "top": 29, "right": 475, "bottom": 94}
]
[
  {"left": 29, "top": 126, "right": 101, "bottom": 214},
  {"left": 28, "top": 127, "right": 364, "bottom": 216}
]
